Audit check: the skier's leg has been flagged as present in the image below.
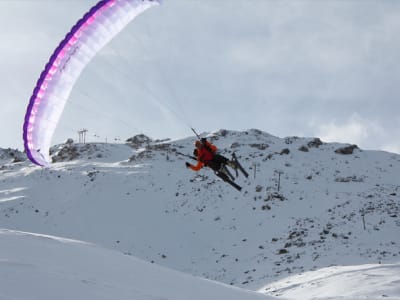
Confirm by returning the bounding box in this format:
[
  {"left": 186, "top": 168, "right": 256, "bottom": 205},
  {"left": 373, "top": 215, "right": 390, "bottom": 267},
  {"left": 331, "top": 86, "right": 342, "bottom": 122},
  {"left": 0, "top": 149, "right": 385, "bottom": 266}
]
[{"left": 215, "top": 171, "right": 242, "bottom": 191}]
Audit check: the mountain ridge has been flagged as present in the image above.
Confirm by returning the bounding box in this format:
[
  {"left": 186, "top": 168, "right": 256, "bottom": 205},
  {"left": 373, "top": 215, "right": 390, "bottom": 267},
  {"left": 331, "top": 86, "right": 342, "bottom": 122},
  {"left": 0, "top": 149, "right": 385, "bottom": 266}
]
[{"left": 1, "top": 128, "right": 399, "bottom": 290}]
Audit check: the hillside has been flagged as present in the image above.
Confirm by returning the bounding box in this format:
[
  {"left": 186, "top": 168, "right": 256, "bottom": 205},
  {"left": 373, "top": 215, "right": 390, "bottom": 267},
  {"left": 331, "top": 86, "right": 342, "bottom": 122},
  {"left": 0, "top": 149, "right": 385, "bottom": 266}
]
[
  {"left": 0, "top": 229, "right": 269, "bottom": 300},
  {"left": 1, "top": 129, "right": 399, "bottom": 294}
]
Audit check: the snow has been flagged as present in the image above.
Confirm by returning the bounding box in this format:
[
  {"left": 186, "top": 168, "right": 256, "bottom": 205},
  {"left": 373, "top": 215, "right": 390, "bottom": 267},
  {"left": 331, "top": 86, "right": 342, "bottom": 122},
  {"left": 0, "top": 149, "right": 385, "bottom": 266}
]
[
  {"left": 260, "top": 263, "right": 400, "bottom": 300},
  {"left": 0, "top": 229, "right": 267, "bottom": 300},
  {"left": 1, "top": 129, "right": 400, "bottom": 299}
]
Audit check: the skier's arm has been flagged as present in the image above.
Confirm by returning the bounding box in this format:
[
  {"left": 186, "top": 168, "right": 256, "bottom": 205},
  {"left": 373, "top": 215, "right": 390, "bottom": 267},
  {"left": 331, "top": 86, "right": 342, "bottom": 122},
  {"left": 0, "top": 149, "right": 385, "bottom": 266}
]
[{"left": 188, "top": 160, "right": 204, "bottom": 171}]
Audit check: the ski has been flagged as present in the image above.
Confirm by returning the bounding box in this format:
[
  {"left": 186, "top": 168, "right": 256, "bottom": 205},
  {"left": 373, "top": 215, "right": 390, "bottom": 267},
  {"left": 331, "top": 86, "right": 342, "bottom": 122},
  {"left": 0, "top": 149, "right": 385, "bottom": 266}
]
[
  {"left": 215, "top": 171, "right": 242, "bottom": 191},
  {"left": 225, "top": 178, "right": 242, "bottom": 191},
  {"left": 231, "top": 153, "right": 249, "bottom": 178},
  {"left": 220, "top": 164, "right": 235, "bottom": 181}
]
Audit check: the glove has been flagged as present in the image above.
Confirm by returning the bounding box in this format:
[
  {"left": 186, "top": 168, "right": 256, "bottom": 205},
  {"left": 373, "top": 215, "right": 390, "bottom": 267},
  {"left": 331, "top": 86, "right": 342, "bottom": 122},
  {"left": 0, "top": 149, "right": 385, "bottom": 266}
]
[{"left": 185, "top": 162, "right": 191, "bottom": 168}]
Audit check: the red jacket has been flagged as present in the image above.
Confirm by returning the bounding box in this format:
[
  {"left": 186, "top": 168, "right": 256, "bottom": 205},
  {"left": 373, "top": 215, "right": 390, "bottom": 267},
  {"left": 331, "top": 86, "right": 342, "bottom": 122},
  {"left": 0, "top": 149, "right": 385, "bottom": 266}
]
[{"left": 189, "top": 141, "right": 217, "bottom": 171}]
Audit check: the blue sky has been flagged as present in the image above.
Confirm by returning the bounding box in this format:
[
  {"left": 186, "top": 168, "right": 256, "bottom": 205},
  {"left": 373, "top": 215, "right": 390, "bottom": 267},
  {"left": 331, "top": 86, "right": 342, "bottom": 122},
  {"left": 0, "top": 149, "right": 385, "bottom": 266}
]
[{"left": 1, "top": 0, "right": 400, "bottom": 153}]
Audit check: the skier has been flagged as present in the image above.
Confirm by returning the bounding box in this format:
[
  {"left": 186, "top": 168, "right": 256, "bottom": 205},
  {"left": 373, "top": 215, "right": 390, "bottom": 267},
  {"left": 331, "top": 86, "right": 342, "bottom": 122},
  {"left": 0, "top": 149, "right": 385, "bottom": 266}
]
[
  {"left": 185, "top": 138, "right": 244, "bottom": 191},
  {"left": 185, "top": 139, "right": 227, "bottom": 171}
]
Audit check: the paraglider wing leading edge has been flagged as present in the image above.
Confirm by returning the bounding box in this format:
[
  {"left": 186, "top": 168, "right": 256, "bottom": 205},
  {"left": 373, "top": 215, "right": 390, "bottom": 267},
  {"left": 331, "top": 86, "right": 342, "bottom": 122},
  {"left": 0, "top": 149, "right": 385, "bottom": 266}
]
[{"left": 23, "top": 0, "right": 160, "bottom": 166}]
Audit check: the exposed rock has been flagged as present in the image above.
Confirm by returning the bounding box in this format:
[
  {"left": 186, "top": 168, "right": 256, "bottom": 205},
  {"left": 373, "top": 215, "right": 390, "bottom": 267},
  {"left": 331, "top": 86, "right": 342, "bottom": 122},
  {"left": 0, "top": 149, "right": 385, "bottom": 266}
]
[
  {"left": 280, "top": 148, "right": 290, "bottom": 155},
  {"left": 0, "top": 148, "right": 26, "bottom": 163},
  {"left": 298, "top": 146, "right": 309, "bottom": 152},
  {"left": 335, "top": 144, "right": 359, "bottom": 155},
  {"left": 126, "top": 134, "right": 152, "bottom": 148},
  {"left": 307, "top": 138, "right": 323, "bottom": 148}
]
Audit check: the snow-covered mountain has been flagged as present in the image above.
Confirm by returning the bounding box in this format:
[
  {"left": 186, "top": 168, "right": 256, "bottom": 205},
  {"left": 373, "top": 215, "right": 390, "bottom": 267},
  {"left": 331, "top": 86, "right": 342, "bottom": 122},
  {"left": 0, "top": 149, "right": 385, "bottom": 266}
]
[{"left": 1, "top": 129, "right": 399, "bottom": 299}]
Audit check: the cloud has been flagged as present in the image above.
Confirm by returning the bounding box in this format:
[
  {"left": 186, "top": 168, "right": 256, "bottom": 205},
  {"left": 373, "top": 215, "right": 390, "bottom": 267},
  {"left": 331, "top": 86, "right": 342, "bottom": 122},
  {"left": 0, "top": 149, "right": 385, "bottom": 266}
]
[
  {"left": 314, "top": 113, "right": 385, "bottom": 149},
  {"left": 1, "top": 0, "right": 400, "bottom": 153}
]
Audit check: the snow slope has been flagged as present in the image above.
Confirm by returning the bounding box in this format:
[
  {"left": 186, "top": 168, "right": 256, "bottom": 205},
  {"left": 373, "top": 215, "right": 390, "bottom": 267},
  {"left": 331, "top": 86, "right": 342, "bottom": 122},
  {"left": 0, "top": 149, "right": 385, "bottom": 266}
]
[
  {"left": 0, "top": 229, "right": 268, "bottom": 300},
  {"left": 260, "top": 263, "right": 400, "bottom": 300},
  {"left": 1, "top": 129, "right": 399, "bottom": 298}
]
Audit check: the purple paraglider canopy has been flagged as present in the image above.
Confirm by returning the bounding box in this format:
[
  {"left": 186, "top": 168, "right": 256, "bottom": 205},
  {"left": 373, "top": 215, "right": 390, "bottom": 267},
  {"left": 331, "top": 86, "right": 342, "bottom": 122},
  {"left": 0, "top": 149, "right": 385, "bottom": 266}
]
[{"left": 23, "top": 0, "right": 160, "bottom": 166}]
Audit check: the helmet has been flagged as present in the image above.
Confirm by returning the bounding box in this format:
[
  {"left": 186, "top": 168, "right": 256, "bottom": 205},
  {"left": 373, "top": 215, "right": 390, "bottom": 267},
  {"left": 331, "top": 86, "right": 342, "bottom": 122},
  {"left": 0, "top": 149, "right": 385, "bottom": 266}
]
[{"left": 194, "top": 140, "right": 202, "bottom": 148}]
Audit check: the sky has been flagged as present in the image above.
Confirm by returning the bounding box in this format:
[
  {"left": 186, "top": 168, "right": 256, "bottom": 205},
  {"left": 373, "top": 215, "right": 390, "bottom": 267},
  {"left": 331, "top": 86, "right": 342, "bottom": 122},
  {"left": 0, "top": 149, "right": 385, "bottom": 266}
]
[{"left": 1, "top": 0, "right": 400, "bottom": 153}]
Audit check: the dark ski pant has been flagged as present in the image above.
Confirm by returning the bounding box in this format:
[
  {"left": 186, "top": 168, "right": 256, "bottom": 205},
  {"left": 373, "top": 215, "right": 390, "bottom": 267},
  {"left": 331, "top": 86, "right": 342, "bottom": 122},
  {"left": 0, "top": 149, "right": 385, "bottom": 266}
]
[{"left": 205, "top": 154, "right": 229, "bottom": 172}]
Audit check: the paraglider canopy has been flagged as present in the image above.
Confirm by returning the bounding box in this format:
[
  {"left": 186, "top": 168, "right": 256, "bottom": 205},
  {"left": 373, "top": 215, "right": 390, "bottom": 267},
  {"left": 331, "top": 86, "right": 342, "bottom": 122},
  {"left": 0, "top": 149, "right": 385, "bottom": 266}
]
[{"left": 23, "top": 0, "right": 160, "bottom": 166}]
